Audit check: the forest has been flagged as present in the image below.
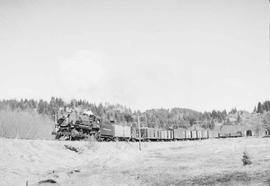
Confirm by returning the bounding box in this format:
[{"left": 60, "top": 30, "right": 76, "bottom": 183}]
[{"left": 0, "top": 97, "right": 268, "bottom": 130}]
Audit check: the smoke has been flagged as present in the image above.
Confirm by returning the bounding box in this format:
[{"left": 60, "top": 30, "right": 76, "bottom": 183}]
[
  {"left": 58, "top": 50, "right": 105, "bottom": 98},
  {"left": 56, "top": 50, "right": 141, "bottom": 107}
]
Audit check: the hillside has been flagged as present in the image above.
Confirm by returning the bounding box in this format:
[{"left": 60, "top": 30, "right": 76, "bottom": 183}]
[
  {"left": 217, "top": 111, "right": 270, "bottom": 137},
  {"left": 1, "top": 98, "right": 270, "bottom": 133},
  {"left": 0, "top": 98, "right": 225, "bottom": 130}
]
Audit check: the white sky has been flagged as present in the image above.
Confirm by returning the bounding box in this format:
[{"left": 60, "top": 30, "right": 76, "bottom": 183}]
[{"left": 0, "top": 0, "right": 269, "bottom": 112}]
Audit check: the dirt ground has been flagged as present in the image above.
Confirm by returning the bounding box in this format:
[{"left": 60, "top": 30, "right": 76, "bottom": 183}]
[{"left": 1, "top": 137, "right": 270, "bottom": 186}]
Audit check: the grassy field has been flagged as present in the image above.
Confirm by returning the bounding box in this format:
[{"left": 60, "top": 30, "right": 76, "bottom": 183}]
[{"left": 1, "top": 137, "right": 270, "bottom": 186}]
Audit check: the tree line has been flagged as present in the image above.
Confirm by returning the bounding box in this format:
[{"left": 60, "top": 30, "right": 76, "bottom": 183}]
[
  {"left": 254, "top": 101, "right": 270, "bottom": 114},
  {"left": 0, "top": 97, "right": 251, "bottom": 130}
]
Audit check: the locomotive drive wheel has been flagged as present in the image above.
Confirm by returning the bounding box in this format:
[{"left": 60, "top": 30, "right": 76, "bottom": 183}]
[{"left": 71, "top": 129, "right": 80, "bottom": 139}]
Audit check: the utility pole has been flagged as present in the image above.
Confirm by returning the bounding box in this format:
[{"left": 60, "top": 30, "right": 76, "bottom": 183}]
[
  {"left": 267, "top": 0, "right": 270, "bottom": 103},
  {"left": 137, "top": 115, "right": 142, "bottom": 151}
]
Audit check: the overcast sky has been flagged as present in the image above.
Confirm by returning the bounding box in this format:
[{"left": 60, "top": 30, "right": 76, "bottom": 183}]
[{"left": 0, "top": 0, "right": 269, "bottom": 112}]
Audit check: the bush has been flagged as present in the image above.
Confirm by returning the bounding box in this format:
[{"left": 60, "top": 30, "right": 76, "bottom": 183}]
[
  {"left": 242, "top": 152, "right": 252, "bottom": 166},
  {"left": 0, "top": 109, "right": 54, "bottom": 139}
]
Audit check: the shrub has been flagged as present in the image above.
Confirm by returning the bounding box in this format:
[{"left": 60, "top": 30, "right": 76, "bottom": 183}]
[
  {"left": 0, "top": 109, "right": 54, "bottom": 139},
  {"left": 242, "top": 151, "right": 252, "bottom": 166}
]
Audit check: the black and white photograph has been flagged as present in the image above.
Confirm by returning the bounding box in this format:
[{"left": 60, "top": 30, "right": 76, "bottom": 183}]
[{"left": 0, "top": 0, "right": 270, "bottom": 185}]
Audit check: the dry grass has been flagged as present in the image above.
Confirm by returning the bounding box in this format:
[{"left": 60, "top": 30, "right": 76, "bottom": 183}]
[
  {"left": 1, "top": 138, "right": 270, "bottom": 186},
  {"left": 0, "top": 109, "right": 54, "bottom": 139}
]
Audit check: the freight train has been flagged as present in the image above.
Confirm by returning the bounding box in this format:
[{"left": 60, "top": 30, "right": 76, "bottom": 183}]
[{"left": 53, "top": 110, "right": 242, "bottom": 141}]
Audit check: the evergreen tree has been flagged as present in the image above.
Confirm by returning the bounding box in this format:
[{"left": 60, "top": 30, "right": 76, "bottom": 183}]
[
  {"left": 237, "top": 113, "right": 241, "bottom": 123},
  {"left": 257, "top": 102, "right": 263, "bottom": 114},
  {"left": 253, "top": 106, "right": 257, "bottom": 113}
]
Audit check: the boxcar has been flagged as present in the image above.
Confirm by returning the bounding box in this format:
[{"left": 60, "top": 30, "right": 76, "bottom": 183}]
[
  {"left": 140, "top": 128, "right": 148, "bottom": 140},
  {"left": 123, "top": 126, "right": 131, "bottom": 138},
  {"left": 140, "top": 127, "right": 160, "bottom": 141},
  {"left": 229, "top": 131, "right": 242, "bottom": 138},
  {"left": 197, "top": 130, "right": 202, "bottom": 139},
  {"left": 170, "top": 130, "right": 174, "bottom": 139},
  {"left": 208, "top": 130, "right": 219, "bottom": 138},
  {"left": 167, "top": 130, "right": 173, "bottom": 140},
  {"left": 160, "top": 130, "right": 167, "bottom": 140},
  {"left": 185, "top": 130, "right": 192, "bottom": 139},
  {"left": 173, "top": 129, "right": 186, "bottom": 140},
  {"left": 155, "top": 129, "right": 161, "bottom": 140},
  {"left": 219, "top": 131, "right": 229, "bottom": 138},
  {"left": 131, "top": 127, "right": 139, "bottom": 140},
  {"left": 158, "top": 130, "right": 162, "bottom": 140},
  {"left": 114, "top": 125, "right": 123, "bottom": 138},
  {"left": 214, "top": 131, "right": 219, "bottom": 138},
  {"left": 202, "top": 130, "right": 208, "bottom": 139},
  {"left": 100, "top": 124, "right": 131, "bottom": 141},
  {"left": 149, "top": 128, "right": 157, "bottom": 140},
  {"left": 153, "top": 128, "right": 159, "bottom": 140},
  {"left": 191, "top": 130, "right": 197, "bottom": 139},
  {"left": 131, "top": 127, "right": 149, "bottom": 141}
]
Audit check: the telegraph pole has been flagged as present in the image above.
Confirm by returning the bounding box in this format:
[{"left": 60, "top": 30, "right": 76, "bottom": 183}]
[
  {"left": 137, "top": 115, "right": 142, "bottom": 151},
  {"left": 268, "top": 0, "right": 270, "bottom": 107}
]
